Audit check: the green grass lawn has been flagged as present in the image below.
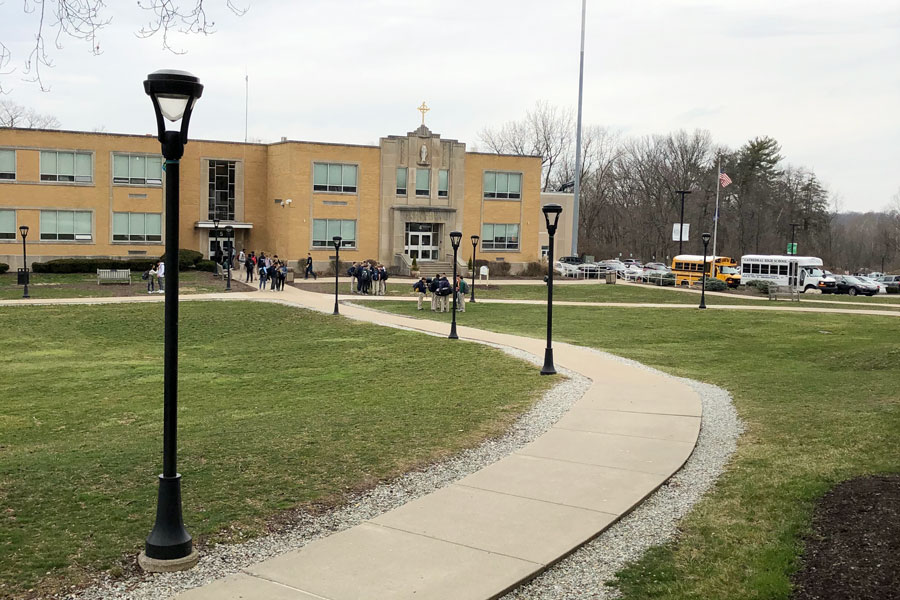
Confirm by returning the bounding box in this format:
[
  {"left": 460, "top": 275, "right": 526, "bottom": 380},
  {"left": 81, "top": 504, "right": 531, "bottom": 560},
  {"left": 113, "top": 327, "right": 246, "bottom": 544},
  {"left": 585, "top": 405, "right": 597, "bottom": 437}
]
[
  {"left": 0, "top": 271, "right": 249, "bottom": 300},
  {"left": 363, "top": 300, "right": 900, "bottom": 599},
  {"left": 0, "top": 302, "right": 552, "bottom": 598}
]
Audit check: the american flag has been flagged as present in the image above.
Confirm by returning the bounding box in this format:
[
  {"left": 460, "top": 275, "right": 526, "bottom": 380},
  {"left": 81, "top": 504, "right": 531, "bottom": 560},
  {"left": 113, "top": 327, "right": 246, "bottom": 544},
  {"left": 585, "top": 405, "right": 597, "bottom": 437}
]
[{"left": 719, "top": 171, "right": 732, "bottom": 188}]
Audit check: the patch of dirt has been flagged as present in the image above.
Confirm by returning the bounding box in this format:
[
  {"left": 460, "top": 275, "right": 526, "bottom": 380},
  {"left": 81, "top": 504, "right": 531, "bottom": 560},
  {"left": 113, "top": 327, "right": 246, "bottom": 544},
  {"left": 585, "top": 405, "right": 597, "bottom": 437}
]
[{"left": 791, "top": 474, "right": 900, "bottom": 600}]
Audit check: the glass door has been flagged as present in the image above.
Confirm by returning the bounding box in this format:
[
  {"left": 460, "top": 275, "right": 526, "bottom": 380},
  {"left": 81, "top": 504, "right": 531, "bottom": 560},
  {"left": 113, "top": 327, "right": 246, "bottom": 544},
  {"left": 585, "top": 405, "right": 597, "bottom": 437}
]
[{"left": 405, "top": 223, "right": 439, "bottom": 261}]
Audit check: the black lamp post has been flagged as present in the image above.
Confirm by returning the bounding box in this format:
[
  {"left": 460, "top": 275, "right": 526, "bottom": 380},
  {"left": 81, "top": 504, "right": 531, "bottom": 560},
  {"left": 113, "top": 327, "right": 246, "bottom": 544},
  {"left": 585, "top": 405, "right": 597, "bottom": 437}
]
[
  {"left": 470, "top": 235, "right": 479, "bottom": 303},
  {"left": 541, "top": 203, "right": 563, "bottom": 375},
  {"left": 140, "top": 69, "right": 203, "bottom": 571},
  {"left": 449, "top": 230, "right": 462, "bottom": 340},
  {"left": 332, "top": 236, "right": 342, "bottom": 315},
  {"left": 675, "top": 189, "right": 691, "bottom": 255},
  {"left": 19, "top": 225, "right": 29, "bottom": 299},
  {"left": 700, "top": 232, "right": 711, "bottom": 310},
  {"left": 224, "top": 225, "right": 233, "bottom": 291},
  {"left": 212, "top": 218, "right": 220, "bottom": 277}
]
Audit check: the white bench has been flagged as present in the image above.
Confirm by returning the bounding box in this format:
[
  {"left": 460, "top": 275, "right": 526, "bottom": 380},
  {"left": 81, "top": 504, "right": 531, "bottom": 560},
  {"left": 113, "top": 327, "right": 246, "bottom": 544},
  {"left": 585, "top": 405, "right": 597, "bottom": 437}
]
[{"left": 97, "top": 269, "right": 132, "bottom": 285}]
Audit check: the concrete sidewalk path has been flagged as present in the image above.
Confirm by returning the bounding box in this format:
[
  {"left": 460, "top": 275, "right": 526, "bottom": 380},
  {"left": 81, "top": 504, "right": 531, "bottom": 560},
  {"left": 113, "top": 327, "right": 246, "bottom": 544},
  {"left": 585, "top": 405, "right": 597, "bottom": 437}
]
[{"left": 169, "top": 286, "right": 702, "bottom": 600}]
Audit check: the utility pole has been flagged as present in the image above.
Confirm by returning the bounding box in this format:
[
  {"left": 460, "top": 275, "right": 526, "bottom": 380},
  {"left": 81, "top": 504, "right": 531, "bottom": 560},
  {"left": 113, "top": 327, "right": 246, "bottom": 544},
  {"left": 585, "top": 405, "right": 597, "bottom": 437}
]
[{"left": 571, "top": 0, "right": 587, "bottom": 258}]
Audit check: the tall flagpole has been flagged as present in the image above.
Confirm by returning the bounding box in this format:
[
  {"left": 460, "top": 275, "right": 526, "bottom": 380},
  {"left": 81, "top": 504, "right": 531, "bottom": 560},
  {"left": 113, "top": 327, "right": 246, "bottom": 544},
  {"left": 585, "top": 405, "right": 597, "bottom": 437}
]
[
  {"left": 244, "top": 71, "right": 249, "bottom": 143},
  {"left": 712, "top": 156, "right": 721, "bottom": 262},
  {"left": 571, "top": 0, "right": 586, "bottom": 257}
]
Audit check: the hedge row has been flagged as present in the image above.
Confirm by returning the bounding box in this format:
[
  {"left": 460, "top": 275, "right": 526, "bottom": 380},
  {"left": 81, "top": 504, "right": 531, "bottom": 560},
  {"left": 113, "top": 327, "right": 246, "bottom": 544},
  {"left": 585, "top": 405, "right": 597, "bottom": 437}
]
[
  {"left": 0, "top": 263, "right": 8, "bottom": 275},
  {"left": 32, "top": 249, "right": 206, "bottom": 274}
]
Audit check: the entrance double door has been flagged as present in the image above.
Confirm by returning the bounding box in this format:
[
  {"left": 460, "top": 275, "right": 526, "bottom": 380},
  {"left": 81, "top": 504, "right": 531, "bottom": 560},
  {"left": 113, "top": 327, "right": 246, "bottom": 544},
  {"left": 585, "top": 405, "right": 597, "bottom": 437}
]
[{"left": 405, "top": 223, "right": 440, "bottom": 261}]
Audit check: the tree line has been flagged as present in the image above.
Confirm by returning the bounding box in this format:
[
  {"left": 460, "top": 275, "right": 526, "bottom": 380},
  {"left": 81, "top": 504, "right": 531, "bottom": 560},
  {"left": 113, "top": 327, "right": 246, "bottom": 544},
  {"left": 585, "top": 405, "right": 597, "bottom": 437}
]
[{"left": 480, "top": 102, "right": 900, "bottom": 273}]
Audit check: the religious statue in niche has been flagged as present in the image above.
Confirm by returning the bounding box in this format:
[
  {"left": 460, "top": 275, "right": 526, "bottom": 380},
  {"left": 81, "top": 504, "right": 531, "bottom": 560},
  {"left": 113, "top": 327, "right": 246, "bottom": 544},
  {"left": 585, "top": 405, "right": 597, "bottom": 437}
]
[{"left": 419, "top": 143, "right": 428, "bottom": 164}]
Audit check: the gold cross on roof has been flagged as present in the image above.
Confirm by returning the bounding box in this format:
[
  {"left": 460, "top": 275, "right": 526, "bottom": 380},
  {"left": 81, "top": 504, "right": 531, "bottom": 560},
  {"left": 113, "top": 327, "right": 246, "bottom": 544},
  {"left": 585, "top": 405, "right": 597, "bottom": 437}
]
[{"left": 417, "top": 101, "right": 430, "bottom": 125}]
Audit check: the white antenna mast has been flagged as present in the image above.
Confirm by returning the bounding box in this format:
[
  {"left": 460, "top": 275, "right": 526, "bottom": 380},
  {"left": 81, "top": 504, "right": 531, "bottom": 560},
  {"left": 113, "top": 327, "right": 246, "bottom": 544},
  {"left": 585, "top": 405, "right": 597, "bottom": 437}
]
[{"left": 244, "top": 69, "right": 249, "bottom": 143}]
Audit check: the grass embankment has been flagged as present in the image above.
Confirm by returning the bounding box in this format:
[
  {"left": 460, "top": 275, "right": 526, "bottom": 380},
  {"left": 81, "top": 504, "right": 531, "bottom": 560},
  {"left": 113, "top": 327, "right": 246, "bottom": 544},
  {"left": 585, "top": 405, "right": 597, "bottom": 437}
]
[
  {"left": 0, "top": 271, "right": 248, "bottom": 300},
  {"left": 364, "top": 300, "right": 900, "bottom": 599},
  {"left": 0, "top": 302, "right": 552, "bottom": 598}
]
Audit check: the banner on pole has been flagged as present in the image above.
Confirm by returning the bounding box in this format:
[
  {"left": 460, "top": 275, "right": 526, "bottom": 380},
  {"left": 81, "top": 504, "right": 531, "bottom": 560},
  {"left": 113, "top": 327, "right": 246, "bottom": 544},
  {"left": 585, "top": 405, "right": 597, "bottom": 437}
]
[
  {"left": 672, "top": 223, "right": 690, "bottom": 242},
  {"left": 787, "top": 243, "right": 797, "bottom": 255}
]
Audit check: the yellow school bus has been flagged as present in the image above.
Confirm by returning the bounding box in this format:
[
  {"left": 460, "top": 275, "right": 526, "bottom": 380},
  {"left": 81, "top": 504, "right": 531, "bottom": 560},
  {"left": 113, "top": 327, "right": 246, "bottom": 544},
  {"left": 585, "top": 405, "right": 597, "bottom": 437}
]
[{"left": 671, "top": 255, "right": 741, "bottom": 287}]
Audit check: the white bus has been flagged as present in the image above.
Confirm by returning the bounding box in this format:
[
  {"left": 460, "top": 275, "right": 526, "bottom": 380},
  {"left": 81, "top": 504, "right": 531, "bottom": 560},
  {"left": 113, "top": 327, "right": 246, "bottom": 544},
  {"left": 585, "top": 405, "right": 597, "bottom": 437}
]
[{"left": 740, "top": 255, "right": 837, "bottom": 293}]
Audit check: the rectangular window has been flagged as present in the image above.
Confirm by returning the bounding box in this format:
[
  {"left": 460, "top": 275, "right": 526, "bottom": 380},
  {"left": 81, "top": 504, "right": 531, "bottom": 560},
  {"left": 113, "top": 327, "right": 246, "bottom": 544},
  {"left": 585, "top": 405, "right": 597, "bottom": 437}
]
[
  {"left": 0, "top": 149, "right": 15, "bottom": 180},
  {"left": 481, "top": 223, "right": 520, "bottom": 251},
  {"left": 311, "top": 219, "right": 356, "bottom": 248},
  {"left": 483, "top": 171, "right": 522, "bottom": 199},
  {"left": 415, "top": 168, "right": 430, "bottom": 196},
  {"left": 208, "top": 160, "right": 236, "bottom": 220},
  {"left": 313, "top": 163, "right": 358, "bottom": 193},
  {"left": 438, "top": 169, "right": 449, "bottom": 197},
  {"left": 396, "top": 167, "right": 407, "bottom": 195},
  {"left": 113, "top": 212, "right": 162, "bottom": 242},
  {"left": 40, "top": 210, "right": 92, "bottom": 241},
  {"left": 0, "top": 209, "right": 15, "bottom": 239},
  {"left": 40, "top": 151, "right": 93, "bottom": 183},
  {"left": 113, "top": 153, "right": 163, "bottom": 185}
]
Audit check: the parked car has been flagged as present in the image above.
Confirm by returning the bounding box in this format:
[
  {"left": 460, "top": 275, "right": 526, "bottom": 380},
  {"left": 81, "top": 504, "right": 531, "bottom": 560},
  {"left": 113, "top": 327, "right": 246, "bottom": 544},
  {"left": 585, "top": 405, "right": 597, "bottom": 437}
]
[
  {"left": 554, "top": 261, "right": 580, "bottom": 277},
  {"left": 558, "top": 256, "right": 584, "bottom": 265},
  {"left": 622, "top": 259, "right": 643, "bottom": 268},
  {"left": 833, "top": 275, "right": 878, "bottom": 296},
  {"left": 877, "top": 274, "right": 900, "bottom": 292},
  {"left": 600, "top": 260, "right": 627, "bottom": 277},
  {"left": 643, "top": 262, "right": 670, "bottom": 272},
  {"left": 577, "top": 263, "right": 606, "bottom": 278},
  {"left": 856, "top": 275, "right": 887, "bottom": 294}
]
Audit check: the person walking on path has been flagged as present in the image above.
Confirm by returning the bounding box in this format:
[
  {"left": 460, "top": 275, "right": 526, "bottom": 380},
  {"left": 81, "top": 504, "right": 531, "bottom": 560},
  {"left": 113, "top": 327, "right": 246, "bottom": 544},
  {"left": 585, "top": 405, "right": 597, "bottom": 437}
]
[
  {"left": 413, "top": 277, "right": 427, "bottom": 310},
  {"left": 305, "top": 254, "right": 317, "bottom": 280},
  {"left": 156, "top": 260, "right": 165, "bottom": 293},
  {"left": 238, "top": 248, "right": 246, "bottom": 267}
]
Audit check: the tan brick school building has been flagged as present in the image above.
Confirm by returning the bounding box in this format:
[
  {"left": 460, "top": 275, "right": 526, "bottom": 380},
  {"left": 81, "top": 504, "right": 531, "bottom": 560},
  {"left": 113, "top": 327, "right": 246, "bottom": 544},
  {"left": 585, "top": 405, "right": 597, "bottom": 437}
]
[{"left": 0, "top": 122, "right": 547, "bottom": 273}]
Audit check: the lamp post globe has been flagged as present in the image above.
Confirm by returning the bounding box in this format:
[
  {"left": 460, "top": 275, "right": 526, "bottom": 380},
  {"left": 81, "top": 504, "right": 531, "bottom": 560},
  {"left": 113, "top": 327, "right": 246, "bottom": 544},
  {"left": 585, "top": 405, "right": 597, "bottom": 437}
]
[
  {"left": 19, "top": 225, "right": 29, "bottom": 299},
  {"left": 140, "top": 69, "right": 202, "bottom": 571},
  {"left": 700, "top": 232, "right": 711, "bottom": 310},
  {"left": 448, "top": 231, "right": 462, "bottom": 339},
  {"left": 541, "top": 204, "right": 563, "bottom": 375},
  {"left": 224, "top": 226, "right": 233, "bottom": 291},
  {"left": 470, "top": 235, "right": 479, "bottom": 303},
  {"left": 332, "top": 236, "right": 342, "bottom": 315}
]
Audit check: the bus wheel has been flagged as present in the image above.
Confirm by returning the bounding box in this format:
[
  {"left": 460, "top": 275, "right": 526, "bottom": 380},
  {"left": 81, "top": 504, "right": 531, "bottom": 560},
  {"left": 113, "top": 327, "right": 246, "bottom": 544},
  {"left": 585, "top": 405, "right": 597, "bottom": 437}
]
[{"left": 680, "top": 281, "right": 688, "bottom": 286}]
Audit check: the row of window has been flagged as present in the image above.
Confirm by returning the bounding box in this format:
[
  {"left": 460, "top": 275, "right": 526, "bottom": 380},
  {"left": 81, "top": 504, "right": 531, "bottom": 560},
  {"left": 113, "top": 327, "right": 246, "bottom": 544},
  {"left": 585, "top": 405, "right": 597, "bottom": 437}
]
[
  {"left": 395, "top": 168, "right": 450, "bottom": 197},
  {"left": 743, "top": 263, "right": 790, "bottom": 275},
  {"left": 0, "top": 149, "right": 162, "bottom": 186},
  {"left": 481, "top": 223, "right": 520, "bottom": 250}
]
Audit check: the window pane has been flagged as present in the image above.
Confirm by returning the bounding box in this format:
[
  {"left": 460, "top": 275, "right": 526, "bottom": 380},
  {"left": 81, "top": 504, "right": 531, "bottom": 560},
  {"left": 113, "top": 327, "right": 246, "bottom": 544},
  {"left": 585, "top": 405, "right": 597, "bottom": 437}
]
[
  {"left": 73, "top": 211, "right": 91, "bottom": 235},
  {"left": 0, "top": 210, "right": 15, "bottom": 233},
  {"left": 482, "top": 223, "right": 493, "bottom": 240},
  {"left": 438, "top": 169, "right": 448, "bottom": 191},
  {"left": 416, "top": 168, "right": 429, "bottom": 193},
  {"left": 41, "top": 211, "right": 57, "bottom": 233},
  {"left": 113, "top": 155, "right": 130, "bottom": 180},
  {"left": 312, "top": 219, "right": 327, "bottom": 242},
  {"left": 130, "top": 155, "right": 145, "bottom": 179},
  {"left": 40, "top": 151, "right": 57, "bottom": 175},
  {"left": 326, "top": 219, "right": 341, "bottom": 240},
  {"left": 508, "top": 173, "right": 521, "bottom": 194},
  {"left": 75, "top": 153, "right": 92, "bottom": 178},
  {"left": 495, "top": 172, "right": 508, "bottom": 194},
  {"left": 58, "top": 211, "right": 74, "bottom": 235},
  {"left": 396, "top": 167, "right": 407, "bottom": 188},
  {"left": 0, "top": 150, "right": 15, "bottom": 173},
  {"left": 146, "top": 213, "right": 161, "bottom": 235},
  {"left": 483, "top": 172, "right": 495, "bottom": 194},
  {"left": 328, "top": 164, "right": 342, "bottom": 186},
  {"left": 58, "top": 152, "right": 75, "bottom": 176},
  {"left": 341, "top": 220, "right": 356, "bottom": 241},
  {"left": 113, "top": 213, "right": 129, "bottom": 236},
  {"left": 342, "top": 165, "right": 357, "bottom": 187},
  {"left": 146, "top": 156, "right": 162, "bottom": 182},
  {"left": 313, "top": 164, "right": 328, "bottom": 187},
  {"left": 129, "top": 213, "right": 145, "bottom": 234}
]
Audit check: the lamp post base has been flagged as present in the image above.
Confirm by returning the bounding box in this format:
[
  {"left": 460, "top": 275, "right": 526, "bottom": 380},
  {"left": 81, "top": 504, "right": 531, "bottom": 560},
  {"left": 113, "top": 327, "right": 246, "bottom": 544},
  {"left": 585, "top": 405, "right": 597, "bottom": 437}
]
[
  {"left": 144, "top": 474, "right": 194, "bottom": 563},
  {"left": 449, "top": 321, "right": 458, "bottom": 340},
  {"left": 540, "top": 348, "right": 556, "bottom": 375},
  {"left": 138, "top": 548, "right": 199, "bottom": 573}
]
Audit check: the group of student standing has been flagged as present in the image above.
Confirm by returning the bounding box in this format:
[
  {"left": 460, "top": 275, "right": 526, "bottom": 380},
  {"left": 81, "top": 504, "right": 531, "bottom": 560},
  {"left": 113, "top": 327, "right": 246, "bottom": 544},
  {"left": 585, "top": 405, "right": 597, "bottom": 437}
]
[
  {"left": 412, "top": 274, "right": 468, "bottom": 312},
  {"left": 347, "top": 262, "right": 389, "bottom": 295},
  {"left": 238, "top": 249, "right": 289, "bottom": 291}
]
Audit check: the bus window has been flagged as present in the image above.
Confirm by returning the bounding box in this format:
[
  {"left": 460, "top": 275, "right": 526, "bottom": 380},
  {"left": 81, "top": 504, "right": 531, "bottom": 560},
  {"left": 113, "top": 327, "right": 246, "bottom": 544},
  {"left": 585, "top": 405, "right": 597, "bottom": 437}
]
[
  {"left": 751, "top": 264, "right": 760, "bottom": 274},
  {"left": 779, "top": 265, "right": 788, "bottom": 275},
  {"left": 760, "top": 265, "right": 769, "bottom": 275}
]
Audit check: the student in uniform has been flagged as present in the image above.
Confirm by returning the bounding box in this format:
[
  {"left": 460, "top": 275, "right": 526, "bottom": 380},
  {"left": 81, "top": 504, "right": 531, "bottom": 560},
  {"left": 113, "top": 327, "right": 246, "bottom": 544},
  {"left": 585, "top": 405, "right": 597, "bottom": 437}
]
[
  {"left": 413, "top": 277, "right": 427, "bottom": 310},
  {"left": 428, "top": 276, "right": 439, "bottom": 311},
  {"left": 456, "top": 275, "right": 467, "bottom": 313}
]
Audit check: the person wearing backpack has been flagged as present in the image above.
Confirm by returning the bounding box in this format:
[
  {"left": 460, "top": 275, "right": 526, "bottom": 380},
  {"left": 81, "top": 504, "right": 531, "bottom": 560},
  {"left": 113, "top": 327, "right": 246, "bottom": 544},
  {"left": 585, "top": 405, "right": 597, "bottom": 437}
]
[
  {"left": 427, "top": 276, "right": 439, "bottom": 311},
  {"left": 437, "top": 274, "right": 452, "bottom": 312},
  {"left": 258, "top": 262, "right": 268, "bottom": 290},
  {"left": 371, "top": 264, "right": 380, "bottom": 294},
  {"left": 146, "top": 264, "right": 158, "bottom": 294},
  {"left": 347, "top": 262, "right": 358, "bottom": 293},
  {"left": 413, "top": 277, "right": 427, "bottom": 310},
  {"left": 378, "top": 265, "right": 388, "bottom": 295},
  {"left": 456, "top": 275, "right": 468, "bottom": 312},
  {"left": 359, "top": 264, "right": 371, "bottom": 295},
  {"left": 244, "top": 254, "right": 254, "bottom": 283}
]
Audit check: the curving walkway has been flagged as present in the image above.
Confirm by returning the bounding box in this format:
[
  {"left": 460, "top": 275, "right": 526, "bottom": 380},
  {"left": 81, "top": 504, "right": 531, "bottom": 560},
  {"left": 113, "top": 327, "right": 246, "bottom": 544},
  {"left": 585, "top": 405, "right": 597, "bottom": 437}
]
[{"left": 169, "top": 286, "right": 703, "bottom": 599}]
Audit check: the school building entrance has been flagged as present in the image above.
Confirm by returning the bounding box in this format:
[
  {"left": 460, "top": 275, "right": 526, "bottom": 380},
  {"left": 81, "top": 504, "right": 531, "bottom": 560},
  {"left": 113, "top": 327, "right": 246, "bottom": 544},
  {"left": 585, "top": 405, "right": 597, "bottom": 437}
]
[{"left": 404, "top": 223, "right": 440, "bottom": 261}]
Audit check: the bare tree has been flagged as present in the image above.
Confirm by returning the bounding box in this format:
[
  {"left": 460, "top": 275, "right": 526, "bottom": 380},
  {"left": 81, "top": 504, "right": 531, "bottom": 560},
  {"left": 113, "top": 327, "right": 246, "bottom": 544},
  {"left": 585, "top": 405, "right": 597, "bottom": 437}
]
[
  {"left": 0, "top": 99, "right": 61, "bottom": 128},
  {"left": 2, "top": 1, "right": 248, "bottom": 93}
]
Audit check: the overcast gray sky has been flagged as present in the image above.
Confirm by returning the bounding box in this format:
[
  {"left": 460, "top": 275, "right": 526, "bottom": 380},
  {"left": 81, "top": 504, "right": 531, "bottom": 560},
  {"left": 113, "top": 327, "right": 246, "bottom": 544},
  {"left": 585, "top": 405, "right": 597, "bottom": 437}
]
[{"left": 2, "top": 0, "right": 898, "bottom": 212}]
